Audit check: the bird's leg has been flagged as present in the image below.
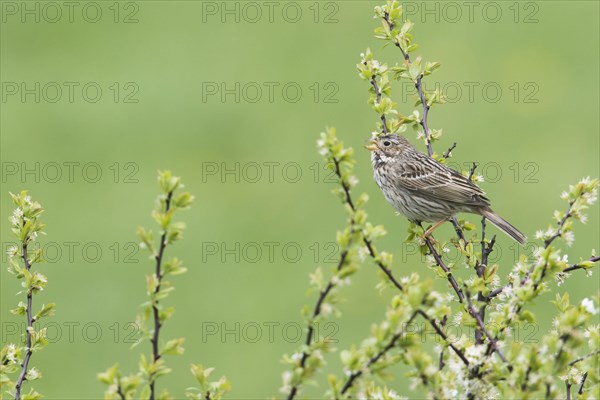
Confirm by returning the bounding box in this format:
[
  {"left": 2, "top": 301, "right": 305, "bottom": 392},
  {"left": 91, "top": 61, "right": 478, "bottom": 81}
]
[{"left": 423, "top": 218, "right": 449, "bottom": 239}]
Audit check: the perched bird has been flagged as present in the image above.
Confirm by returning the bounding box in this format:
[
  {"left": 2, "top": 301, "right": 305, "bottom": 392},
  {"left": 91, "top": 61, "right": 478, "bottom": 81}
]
[{"left": 366, "top": 134, "right": 526, "bottom": 245}]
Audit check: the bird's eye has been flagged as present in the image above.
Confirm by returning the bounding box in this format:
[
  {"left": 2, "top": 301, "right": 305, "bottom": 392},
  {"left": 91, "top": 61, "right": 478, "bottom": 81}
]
[{"left": 383, "top": 141, "right": 391, "bottom": 147}]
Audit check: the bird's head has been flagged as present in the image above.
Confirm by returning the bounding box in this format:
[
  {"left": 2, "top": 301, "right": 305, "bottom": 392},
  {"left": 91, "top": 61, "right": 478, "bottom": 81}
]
[{"left": 365, "top": 134, "right": 413, "bottom": 159}]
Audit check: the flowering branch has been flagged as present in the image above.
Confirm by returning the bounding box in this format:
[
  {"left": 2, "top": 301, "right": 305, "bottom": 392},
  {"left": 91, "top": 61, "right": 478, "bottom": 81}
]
[
  {"left": 282, "top": 128, "right": 362, "bottom": 399},
  {"left": 380, "top": 11, "right": 433, "bottom": 157},
  {"left": 99, "top": 171, "right": 230, "bottom": 400},
  {"left": 563, "top": 255, "right": 600, "bottom": 272},
  {"left": 338, "top": 312, "right": 418, "bottom": 395},
  {"left": 14, "top": 245, "right": 34, "bottom": 400},
  {"left": 487, "top": 178, "right": 599, "bottom": 359},
  {"left": 148, "top": 189, "right": 173, "bottom": 400},
  {"left": 2, "top": 192, "right": 53, "bottom": 400},
  {"left": 300, "top": 2, "right": 599, "bottom": 398}
]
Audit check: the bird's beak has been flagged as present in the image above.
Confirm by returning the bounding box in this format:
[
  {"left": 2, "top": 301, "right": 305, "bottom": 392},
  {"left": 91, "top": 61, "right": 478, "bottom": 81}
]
[{"left": 364, "top": 139, "right": 379, "bottom": 152}]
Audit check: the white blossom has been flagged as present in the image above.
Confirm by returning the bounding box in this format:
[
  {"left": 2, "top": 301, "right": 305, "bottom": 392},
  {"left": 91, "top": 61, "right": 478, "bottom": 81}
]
[
  {"left": 6, "top": 246, "right": 18, "bottom": 258},
  {"left": 581, "top": 298, "right": 597, "bottom": 315},
  {"left": 465, "top": 344, "right": 486, "bottom": 364},
  {"left": 279, "top": 371, "right": 292, "bottom": 394},
  {"left": 453, "top": 312, "right": 463, "bottom": 325}
]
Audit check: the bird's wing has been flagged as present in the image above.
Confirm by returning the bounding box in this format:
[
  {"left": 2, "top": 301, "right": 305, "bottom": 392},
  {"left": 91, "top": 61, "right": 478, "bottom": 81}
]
[{"left": 398, "top": 157, "right": 490, "bottom": 206}]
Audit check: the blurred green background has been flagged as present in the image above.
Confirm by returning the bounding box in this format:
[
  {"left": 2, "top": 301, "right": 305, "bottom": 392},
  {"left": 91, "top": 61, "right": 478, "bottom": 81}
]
[{"left": 1, "top": 1, "right": 598, "bottom": 398}]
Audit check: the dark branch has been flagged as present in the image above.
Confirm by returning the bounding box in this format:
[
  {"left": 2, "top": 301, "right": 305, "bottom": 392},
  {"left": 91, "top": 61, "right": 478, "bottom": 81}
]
[
  {"left": 465, "top": 290, "right": 510, "bottom": 368},
  {"left": 340, "top": 313, "right": 418, "bottom": 394},
  {"left": 450, "top": 217, "right": 466, "bottom": 245},
  {"left": 467, "top": 162, "right": 478, "bottom": 181},
  {"left": 543, "top": 201, "right": 574, "bottom": 248},
  {"left": 332, "top": 157, "right": 355, "bottom": 210},
  {"left": 15, "top": 237, "right": 34, "bottom": 400},
  {"left": 286, "top": 248, "right": 351, "bottom": 400},
  {"left": 563, "top": 255, "right": 600, "bottom": 273},
  {"left": 438, "top": 315, "right": 448, "bottom": 370},
  {"left": 331, "top": 157, "right": 404, "bottom": 292},
  {"left": 443, "top": 142, "right": 457, "bottom": 159},
  {"left": 578, "top": 372, "right": 588, "bottom": 395},
  {"left": 487, "top": 254, "right": 599, "bottom": 301},
  {"left": 287, "top": 157, "right": 358, "bottom": 400},
  {"left": 362, "top": 236, "right": 404, "bottom": 291},
  {"left": 382, "top": 11, "right": 433, "bottom": 157},
  {"left": 485, "top": 199, "right": 583, "bottom": 360},
  {"left": 117, "top": 383, "right": 126, "bottom": 400},
  {"left": 416, "top": 310, "right": 469, "bottom": 366},
  {"left": 370, "top": 75, "right": 389, "bottom": 135},
  {"left": 421, "top": 232, "right": 465, "bottom": 303},
  {"left": 149, "top": 191, "right": 173, "bottom": 400},
  {"left": 568, "top": 350, "right": 600, "bottom": 366}
]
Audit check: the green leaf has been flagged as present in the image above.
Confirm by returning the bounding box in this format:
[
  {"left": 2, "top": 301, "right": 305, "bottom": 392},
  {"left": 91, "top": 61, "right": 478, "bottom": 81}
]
[
  {"left": 10, "top": 301, "right": 27, "bottom": 316},
  {"left": 34, "top": 303, "right": 56, "bottom": 321},
  {"left": 97, "top": 363, "right": 120, "bottom": 384},
  {"left": 161, "top": 338, "right": 185, "bottom": 356}
]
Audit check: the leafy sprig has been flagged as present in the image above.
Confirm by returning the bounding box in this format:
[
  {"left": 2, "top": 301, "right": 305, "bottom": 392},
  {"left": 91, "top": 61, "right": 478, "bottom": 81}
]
[
  {"left": 1, "top": 191, "right": 54, "bottom": 400},
  {"left": 99, "top": 171, "right": 230, "bottom": 400}
]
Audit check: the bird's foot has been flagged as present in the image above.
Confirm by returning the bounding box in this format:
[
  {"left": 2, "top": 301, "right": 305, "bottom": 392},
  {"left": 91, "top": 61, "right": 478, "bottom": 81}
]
[{"left": 421, "top": 218, "right": 448, "bottom": 243}]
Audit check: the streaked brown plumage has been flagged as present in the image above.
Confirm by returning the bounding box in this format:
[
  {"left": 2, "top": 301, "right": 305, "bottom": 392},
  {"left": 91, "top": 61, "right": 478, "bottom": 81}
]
[{"left": 367, "top": 134, "right": 526, "bottom": 245}]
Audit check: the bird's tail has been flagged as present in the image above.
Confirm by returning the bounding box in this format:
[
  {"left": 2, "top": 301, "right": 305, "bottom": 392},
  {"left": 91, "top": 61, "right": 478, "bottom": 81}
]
[{"left": 480, "top": 208, "right": 527, "bottom": 245}]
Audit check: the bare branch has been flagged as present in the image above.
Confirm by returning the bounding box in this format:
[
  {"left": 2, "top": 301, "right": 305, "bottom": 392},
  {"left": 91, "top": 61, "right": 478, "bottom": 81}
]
[{"left": 443, "top": 142, "right": 457, "bottom": 159}]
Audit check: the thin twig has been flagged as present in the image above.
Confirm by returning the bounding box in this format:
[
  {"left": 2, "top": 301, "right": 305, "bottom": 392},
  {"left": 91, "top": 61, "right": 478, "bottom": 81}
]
[
  {"left": 487, "top": 254, "right": 599, "bottom": 301},
  {"left": 482, "top": 236, "right": 496, "bottom": 268},
  {"left": 465, "top": 290, "right": 510, "bottom": 368},
  {"left": 467, "top": 162, "right": 478, "bottom": 181},
  {"left": 382, "top": 11, "right": 433, "bottom": 157},
  {"left": 416, "top": 310, "right": 469, "bottom": 366},
  {"left": 14, "top": 239, "right": 34, "bottom": 400},
  {"left": 443, "top": 143, "right": 457, "bottom": 159},
  {"left": 286, "top": 156, "right": 361, "bottom": 400},
  {"left": 362, "top": 236, "right": 404, "bottom": 291},
  {"left": 421, "top": 232, "right": 465, "bottom": 303},
  {"left": 331, "top": 157, "right": 405, "bottom": 292},
  {"left": 563, "top": 255, "right": 600, "bottom": 273},
  {"left": 438, "top": 315, "right": 448, "bottom": 370},
  {"left": 473, "top": 219, "right": 496, "bottom": 345},
  {"left": 544, "top": 200, "right": 574, "bottom": 248},
  {"left": 340, "top": 313, "right": 418, "bottom": 394},
  {"left": 485, "top": 199, "right": 580, "bottom": 359},
  {"left": 450, "top": 217, "right": 466, "bottom": 245},
  {"left": 286, "top": 248, "right": 352, "bottom": 400},
  {"left": 521, "top": 365, "right": 532, "bottom": 391},
  {"left": 149, "top": 191, "right": 173, "bottom": 400},
  {"left": 568, "top": 350, "right": 600, "bottom": 366},
  {"left": 370, "top": 75, "right": 389, "bottom": 135},
  {"left": 116, "top": 383, "right": 126, "bottom": 400},
  {"left": 578, "top": 372, "right": 588, "bottom": 395},
  {"left": 486, "top": 286, "right": 504, "bottom": 300}
]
